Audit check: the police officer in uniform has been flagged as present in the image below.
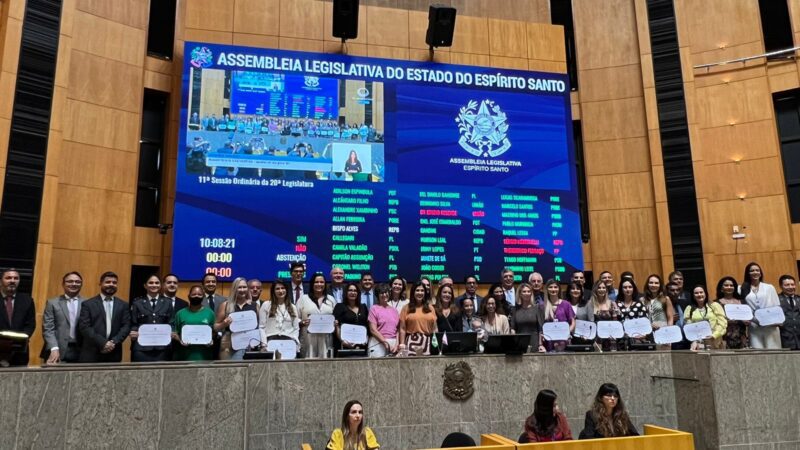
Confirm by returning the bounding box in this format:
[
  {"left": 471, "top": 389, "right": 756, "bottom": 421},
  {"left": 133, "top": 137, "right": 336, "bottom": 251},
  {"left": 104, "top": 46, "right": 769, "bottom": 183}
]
[{"left": 130, "top": 275, "right": 174, "bottom": 362}]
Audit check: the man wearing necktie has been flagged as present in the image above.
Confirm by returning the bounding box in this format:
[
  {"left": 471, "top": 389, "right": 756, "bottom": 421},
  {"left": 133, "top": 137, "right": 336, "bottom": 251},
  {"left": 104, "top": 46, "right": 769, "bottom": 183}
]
[
  {"left": 501, "top": 268, "right": 516, "bottom": 307},
  {"left": 201, "top": 273, "right": 225, "bottom": 313},
  {"left": 329, "top": 266, "right": 346, "bottom": 303},
  {"left": 290, "top": 262, "right": 307, "bottom": 304},
  {"left": 130, "top": 274, "right": 174, "bottom": 362},
  {"left": 0, "top": 269, "right": 36, "bottom": 366},
  {"left": 360, "top": 272, "right": 375, "bottom": 308},
  {"left": 78, "top": 272, "right": 130, "bottom": 363},
  {"left": 201, "top": 272, "right": 226, "bottom": 359},
  {"left": 455, "top": 275, "right": 483, "bottom": 310},
  {"left": 779, "top": 274, "right": 800, "bottom": 350},
  {"left": 41, "top": 271, "right": 85, "bottom": 364}
]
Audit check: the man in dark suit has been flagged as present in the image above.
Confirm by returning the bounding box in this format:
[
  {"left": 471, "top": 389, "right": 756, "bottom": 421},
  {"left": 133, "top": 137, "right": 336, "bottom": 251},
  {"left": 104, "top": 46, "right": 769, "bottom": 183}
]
[
  {"left": 455, "top": 275, "right": 483, "bottom": 310},
  {"left": 779, "top": 274, "right": 800, "bottom": 350},
  {"left": 289, "top": 262, "right": 308, "bottom": 305},
  {"left": 202, "top": 272, "right": 226, "bottom": 359},
  {"left": 201, "top": 272, "right": 226, "bottom": 313},
  {"left": 0, "top": 268, "right": 36, "bottom": 366},
  {"left": 162, "top": 273, "right": 188, "bottom": 313},
  {"left": 41, "top": 271, "right": 85, "bottom": 364},
  {"left": 248, "top": 279, "right": 264, "bottom": 311},
  {"left": 78, "top": 271, "right": 131, "bottom": 363}
]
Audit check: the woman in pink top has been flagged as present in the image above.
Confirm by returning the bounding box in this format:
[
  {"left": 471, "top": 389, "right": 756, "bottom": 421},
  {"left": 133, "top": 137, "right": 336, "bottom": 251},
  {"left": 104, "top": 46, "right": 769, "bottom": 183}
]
[{"left": 367, "top": 284, "right": 400, "bottom": 357}]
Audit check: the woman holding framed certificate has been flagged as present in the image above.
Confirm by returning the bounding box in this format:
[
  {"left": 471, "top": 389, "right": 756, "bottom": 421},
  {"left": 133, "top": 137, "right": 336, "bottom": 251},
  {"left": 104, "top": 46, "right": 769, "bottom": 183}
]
[
  {"left": 741, "top": 262, "right": 781, "bottom": 349},
  {"left": 715, "top": 276, "right": 749, "bottom": 349}
]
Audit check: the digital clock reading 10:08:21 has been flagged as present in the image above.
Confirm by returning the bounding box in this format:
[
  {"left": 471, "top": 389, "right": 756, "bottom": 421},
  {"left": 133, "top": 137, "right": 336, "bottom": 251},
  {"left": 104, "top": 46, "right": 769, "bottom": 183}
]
[{"left": 200, "top": 238, "right": 236, "bottom": 278}]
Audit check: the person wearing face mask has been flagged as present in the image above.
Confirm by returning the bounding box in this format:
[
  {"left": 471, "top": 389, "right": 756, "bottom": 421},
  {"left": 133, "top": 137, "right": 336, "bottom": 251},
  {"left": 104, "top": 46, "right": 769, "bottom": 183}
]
[
  {"left": 778, "top": 274, "right": 800, "bottom": 350},
  {"left": 129, "top": 274, "right": 174, "bottom": 362},
  {"left": 172, "top": 285, "right": 216, "bottom": 361}
]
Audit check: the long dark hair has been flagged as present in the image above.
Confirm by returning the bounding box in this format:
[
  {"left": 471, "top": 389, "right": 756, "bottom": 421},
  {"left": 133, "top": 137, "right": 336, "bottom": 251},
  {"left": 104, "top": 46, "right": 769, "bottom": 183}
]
[
  {"left": 616, "top": 278, "right": 639, "bottom": 304},
  {"left": 525, "top": 389, "right": 559, "bottom": 438},
  {"left": 715, "top": 276, "right": 741, "bottom": 301},
  {"left": 486, "top": 282, "right": 508, "bottom": 315},
  {"left": 343, "top": 281, "right": 362, "bottom": 307},
  {"left": 740, "top": 262, "right": 762, "bottom": 300},
  {"left": 309, "top": 273, "right": 328, "bottom": 302},
  {"left": 268, "top": 279, "right": 296, "bottom": 318},
  {"left": 590, "top": 383, "right": 633, "bottom": 437},
  {"left": 339, "top": 400, "right": 367, "bottom": 450},
  {"left": 407, "top": 281, "right": 432, "bottom": 314},
  {"left": 567, "top": 282, "right": 585, "bottom": 307}
]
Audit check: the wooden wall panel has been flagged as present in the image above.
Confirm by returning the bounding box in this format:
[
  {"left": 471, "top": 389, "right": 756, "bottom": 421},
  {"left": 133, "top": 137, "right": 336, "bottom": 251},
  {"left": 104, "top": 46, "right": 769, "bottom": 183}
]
[
  {"left": 52, "top": 185, "right": 135, "bottom": 253},
  {"left": 677, "top": 0, "right": 800, "bottom": 284},
  {"left": 527, "top": 23, "right": 566, "bottom": 62},
  {"left": 678, "top": 0, "right": 762, "bottom": 55},
  {"left": 279, "top": 0, "right": 324, "bottom": 40},
  {"left": 581, "top": 97, "right": 648, "bottom": 142},
  {"left": 186, "top": 0, "right": 234, "bottom": 32},
  {"left": 450, "top": 15, "right": 489, "bottom": 55},
  {"left": 586, "top": 172, "right": 655, "bottom": 211},
  {"left": 233, "top": 0, "right": 280, "bottom": 36},
  {"left": 693, "top": 77, "right": 774, "bottom": 128},
  {"left": 366, "top": 6, "right": 408, "bottom": 48},
  {"left": 71, "top": 11, "right": 146, "bottom": 66},
  {"left": 588, "top": 208, "right": 661, "bottom": 262},
  {"left": 577, "top": 65, "right": 645, "bottom": 103},
  {"left": 59, "top": 141, "right": 137, "bottom": 193},
  {"left": 62, "top": 100, "right": 140, "bottom": 152},
  {"left": 67, "top": 51, "right": 143, "bottom": 113},
  {"left": 702, "top": 196, "right": 793, "bottom": 255},
  {"left": 573, "top": 0, "right": 641, "bottom": 70},
  {"left": 488, "top": 18, "right": 527, "bottom": 58},
  {"left": 76, "top": 0, "right": 149, "bottom": 29}
]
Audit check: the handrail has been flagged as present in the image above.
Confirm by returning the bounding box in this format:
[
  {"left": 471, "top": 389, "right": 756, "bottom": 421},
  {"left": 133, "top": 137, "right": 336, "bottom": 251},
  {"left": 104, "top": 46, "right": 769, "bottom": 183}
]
[{"left": 693, "top": 46, "right": 800, "bottom": 70}]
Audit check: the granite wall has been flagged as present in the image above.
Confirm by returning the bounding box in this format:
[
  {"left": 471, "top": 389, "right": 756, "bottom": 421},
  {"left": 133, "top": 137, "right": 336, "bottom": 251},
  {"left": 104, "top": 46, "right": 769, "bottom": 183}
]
[{"left": 0, "top": 353, "right": 678, "bottom": 449}]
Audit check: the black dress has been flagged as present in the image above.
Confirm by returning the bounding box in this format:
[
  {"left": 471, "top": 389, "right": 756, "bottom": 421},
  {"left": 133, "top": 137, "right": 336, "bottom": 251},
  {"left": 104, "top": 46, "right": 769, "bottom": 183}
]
[
  {"left": 436, "top": 310, "right": 463, "bottom": 332},
  {"left": 333, "top": 303, "right": 369, "bottom": 354},
  {"left": 578, "top": 410, "right": 639, "bottom": 439}
]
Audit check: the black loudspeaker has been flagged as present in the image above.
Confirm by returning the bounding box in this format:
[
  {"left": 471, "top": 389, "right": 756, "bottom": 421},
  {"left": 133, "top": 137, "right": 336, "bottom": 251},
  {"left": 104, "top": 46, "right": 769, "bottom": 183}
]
[
  {"left": 332, "top": 0, "right": 359, "bottom": 40},
  {"left": 425, "top": 5, "right": 457, "bottom": 48}
]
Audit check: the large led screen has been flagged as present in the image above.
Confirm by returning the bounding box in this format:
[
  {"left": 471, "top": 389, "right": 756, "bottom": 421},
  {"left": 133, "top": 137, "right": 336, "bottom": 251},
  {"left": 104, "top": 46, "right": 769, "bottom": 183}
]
[{"left": 174, "top": 42, "right": 582, "bottom": 282}]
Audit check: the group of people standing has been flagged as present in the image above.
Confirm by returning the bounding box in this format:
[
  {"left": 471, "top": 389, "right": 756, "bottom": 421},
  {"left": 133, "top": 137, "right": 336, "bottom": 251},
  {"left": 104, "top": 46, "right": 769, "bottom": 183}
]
[{"left": 0, "top": 259, "right": 798, "bottom": 366}]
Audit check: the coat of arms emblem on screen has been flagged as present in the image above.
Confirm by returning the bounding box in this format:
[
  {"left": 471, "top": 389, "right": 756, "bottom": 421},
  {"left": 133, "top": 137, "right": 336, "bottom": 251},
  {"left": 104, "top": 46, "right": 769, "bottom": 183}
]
[
  {"left": 456, "top": 99, "right": 511, "bottom": 158},
  {"left": 190, "top": 47, "right": 214, "bottom": 69}
]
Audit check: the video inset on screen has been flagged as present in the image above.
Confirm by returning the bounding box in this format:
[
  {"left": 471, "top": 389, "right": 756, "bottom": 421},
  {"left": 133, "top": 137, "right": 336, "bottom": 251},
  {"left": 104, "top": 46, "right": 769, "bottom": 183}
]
[{"left": 184, "top": 69, "right": 385, "bottom": 183}]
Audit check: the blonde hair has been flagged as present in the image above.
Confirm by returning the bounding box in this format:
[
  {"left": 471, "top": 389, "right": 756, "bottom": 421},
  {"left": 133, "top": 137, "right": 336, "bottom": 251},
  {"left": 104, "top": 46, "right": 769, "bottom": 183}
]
[{"left": 226, "top": 277, "right": 252, "bottom": 314}]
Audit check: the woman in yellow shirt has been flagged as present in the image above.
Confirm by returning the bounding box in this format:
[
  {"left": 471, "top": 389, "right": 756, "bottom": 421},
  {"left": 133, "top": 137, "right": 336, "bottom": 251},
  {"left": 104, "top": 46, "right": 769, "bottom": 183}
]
[
  {"left": 685, "top": 285, "right": 727, "bottom": 350},
  {"left": 327, "top": 400, "right": 380, "bottom": 450}
]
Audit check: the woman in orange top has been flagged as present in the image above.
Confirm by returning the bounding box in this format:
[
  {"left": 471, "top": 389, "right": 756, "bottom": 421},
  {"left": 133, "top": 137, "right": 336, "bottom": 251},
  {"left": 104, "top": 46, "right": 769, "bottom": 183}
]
[{"left": 398, "top": 281, "right": 438, "bottom": 355}]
